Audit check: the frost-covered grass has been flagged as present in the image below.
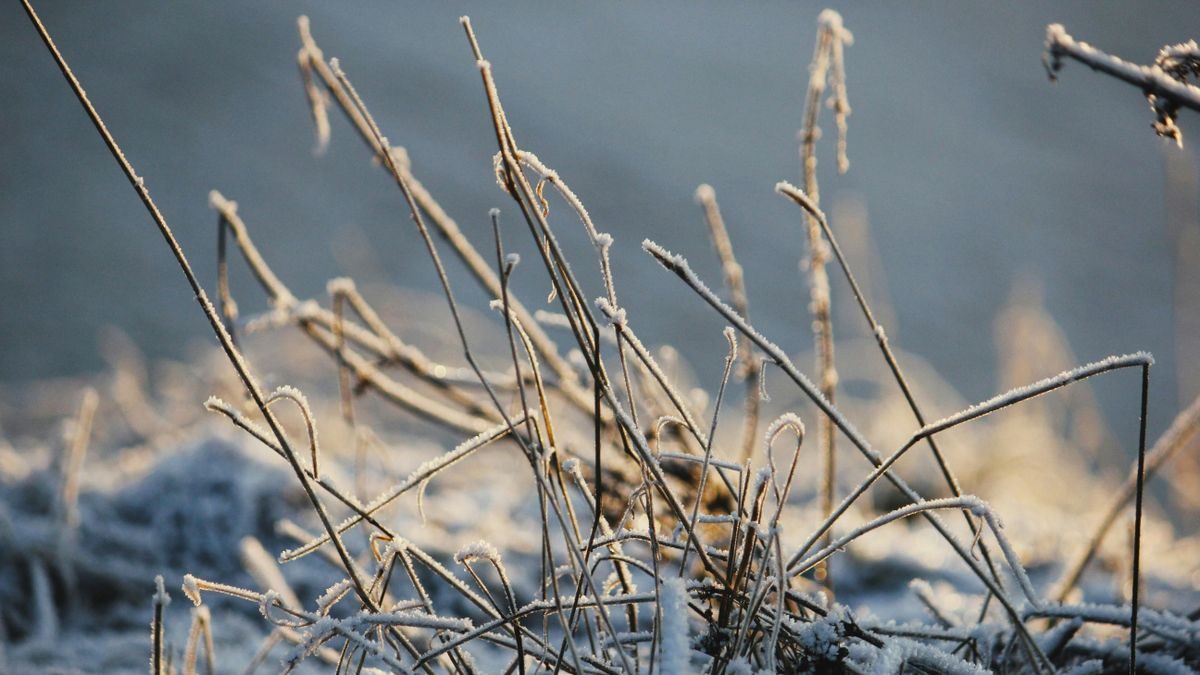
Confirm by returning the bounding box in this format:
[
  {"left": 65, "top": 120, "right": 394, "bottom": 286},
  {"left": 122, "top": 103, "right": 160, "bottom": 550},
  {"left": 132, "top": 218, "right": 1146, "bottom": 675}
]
[{"left": 7, "top": 2, "right": 1200, "bottom": 673}]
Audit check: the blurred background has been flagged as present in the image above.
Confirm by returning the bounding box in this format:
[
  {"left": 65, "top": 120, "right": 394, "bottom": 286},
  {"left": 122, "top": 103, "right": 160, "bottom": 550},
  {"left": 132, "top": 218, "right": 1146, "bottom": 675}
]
[{"left": 2, "top": 1, "right": 1198, "bottom": 448}]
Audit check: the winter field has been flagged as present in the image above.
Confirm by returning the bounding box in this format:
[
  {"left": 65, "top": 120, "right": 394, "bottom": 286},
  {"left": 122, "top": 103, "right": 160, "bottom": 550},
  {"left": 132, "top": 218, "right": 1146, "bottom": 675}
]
[{"left": 3, "top": 4, "right": 1200, "bottom": 673}]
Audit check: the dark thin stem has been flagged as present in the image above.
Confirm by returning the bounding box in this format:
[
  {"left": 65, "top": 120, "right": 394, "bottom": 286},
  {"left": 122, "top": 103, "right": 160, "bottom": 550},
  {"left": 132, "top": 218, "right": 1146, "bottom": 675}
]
[{"left": 1130, "top": 364, "right": 1150, "bottom": 675}]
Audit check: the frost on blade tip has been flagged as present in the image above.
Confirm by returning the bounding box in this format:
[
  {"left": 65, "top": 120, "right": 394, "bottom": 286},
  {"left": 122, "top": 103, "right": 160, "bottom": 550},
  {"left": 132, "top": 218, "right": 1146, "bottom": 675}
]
[
  {"left": 775, "top": 181, "right": 826, "bottom": 222},
  {"left": 722, "top": 324, "right": 737, "bottom": 346},
  {"left": 504, "top": 252, "right": 520, "bottom": 269},
  {"left": 153, "top": 575, "right": 170, "bottom": 606},
  {"left": 765, "top": 412, "right": 806, "bottom": 448},
  {"left": 265, "top": 385, "right": 322, "bottom": 477},
  {"left": 182, "top": 574, "right": 201, "bottom": 606},
  {"left": 207, "top": 189, "right": 235, "bottom": 212},
  {"left": 276, "top": 416, "right": 523, "bottom": 561},
  {"left": 642, "top": 239, "right": 684, "bottom": 270},
  {"left": 595, "top": 297, "right": 627, "bottom": 328},
  {"left": 203, "top": 395, "right": 227, "bottom": 412},
  {"left": 659, "top": 577, "right": 691, "bottom": 675},
  {"left": 817, "top": 9, "right": 845, "bottom": 33},
  {"left": 326, "top": 277, "right": 356, "bottom": 296},
  {"left": 454, "top": 539, "right": 501, "bottom": 565}
]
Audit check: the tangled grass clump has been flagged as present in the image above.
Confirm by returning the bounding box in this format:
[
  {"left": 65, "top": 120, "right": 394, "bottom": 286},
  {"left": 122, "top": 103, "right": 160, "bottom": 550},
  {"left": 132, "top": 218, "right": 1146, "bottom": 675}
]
[{"left": 13, "top": 2, "right": 1200, "bottom": 673}]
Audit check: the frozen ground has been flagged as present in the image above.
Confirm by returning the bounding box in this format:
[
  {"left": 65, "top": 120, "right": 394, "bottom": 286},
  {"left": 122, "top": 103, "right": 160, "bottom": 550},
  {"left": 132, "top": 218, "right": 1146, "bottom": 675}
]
[{"left": 0, "top": 301, "right": 1197, "bottom": 672}]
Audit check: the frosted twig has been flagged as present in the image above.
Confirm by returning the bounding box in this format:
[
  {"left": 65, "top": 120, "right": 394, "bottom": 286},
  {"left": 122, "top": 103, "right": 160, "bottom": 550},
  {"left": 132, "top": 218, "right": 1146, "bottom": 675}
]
[
  {"left": 490, "top": 213, "right": 541, "bottom": 455},
  {"left": 512, "top": 150, "right": 646, "bottom": 440},
  {"left": 471, "top": 43, "right": 648, "bottom": 667},
  {"left": 778, "top": 179, "right": 1018, "bottom": 595},
  {"left": 1045, "top": 24, "right": 1200, "bottom": 146},
  {"left": 643, "top": 239, "right": 1053, "bottom": 671},
  {"left": 185, "top": 571, "right": 454, "bottom": 672},
  {"left": 489, "top": 299, "right": 558, "bottom": 448},
  {"left": 923, "top": 353, "right": 1151, "bottom": 436},
  {"left": 456, "top": 541, "right": 528, "bottom": 673},
  {"left": 695, "top": 184, "right": 761, "bottom": 464},
  {"left": 279, "top": 416, "right": 522, "bottom": 562},
  {"left": 798, "top": 11, "right": 853, "bottom": 590},
  {"left": 296, "top": 18, "right": 590, "bottom": 414},
  {"left": 298, "top": 318, "right": 496, "bottom": 435},
  {"left": 465, "top": 26, "right": 732, "bottom": 621},
  {"left": 208, "top": 192, "right": 497, "bottom": 435},
  {"left": 182, "top": 605, "right": 215, "bottom": 675},
  {"left": 764, "top": 412, "right": 806, "bottom": 524},
  {"left": 417, "top": 588, "right": 683, "bottom": 670},
  {"left": 204, "top": 396, "right": 400, "bottom": 543},
  {"left": 790, "top": 496, "right": 1042, "bottom": 610},
  {"left": 263, "top": 386, "right": 321, "bottom": 480},
  {"left": 466, "top": 36, "right": 660, "bottom": 672},
  {"left": 304, "top": 51, "right": 626, "bottom": 661},
  {"left": 658, "top": 452, "right": 742, "bottom": 473},
  {"left": 681, "top": 327, "right": 738, "bottom": 573},
  {"left": 785, "top": 353, "right": 1153, "bottom": 582},
  {"left": 594, "top": 297, "right": 740, "bottom": 501},
  {"left": 184, "top": 574, "right": 270, "bottom": 607},
  {"left": 326, "top": 276, "right": 498, "bottom": 418},
  {"left": 295, "top": 17, "right": 330, "bottom": 155}
]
